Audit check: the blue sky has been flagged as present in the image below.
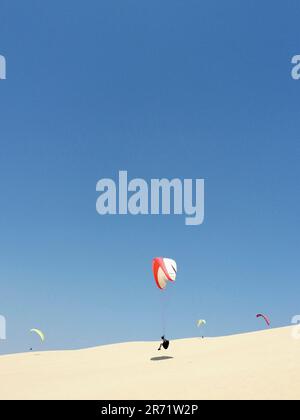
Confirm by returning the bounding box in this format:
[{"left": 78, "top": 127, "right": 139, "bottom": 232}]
[{"left": 0, "top": 1, "right": 299, "bottom": 354}]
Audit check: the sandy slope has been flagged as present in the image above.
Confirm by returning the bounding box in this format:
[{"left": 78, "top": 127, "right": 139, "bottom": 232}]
[{"left": 0, "top": 326, "right": 299, "bottom": 400}]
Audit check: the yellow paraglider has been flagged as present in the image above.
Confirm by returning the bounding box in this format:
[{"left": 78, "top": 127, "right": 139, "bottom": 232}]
[{"left": 30, "top": 328, "right": 45, "bottom": 342}]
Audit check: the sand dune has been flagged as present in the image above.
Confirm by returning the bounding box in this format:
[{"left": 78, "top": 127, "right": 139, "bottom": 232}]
[{"left": 0, "top": 326, "right": 299, "bottom": 400}]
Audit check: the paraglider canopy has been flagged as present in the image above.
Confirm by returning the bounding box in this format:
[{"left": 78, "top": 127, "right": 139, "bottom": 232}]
[
  {"left": 152, "top": 257, "right": 177, "bottom": 290},
  {"left": 197, "top": 320, "right": 206, "bottom": 327},
  {"left": 30, "top": 328, "right": 45, "bottom": 342},
  {"left": 256, "top": 314, "right": 270, "bottom": 327}
]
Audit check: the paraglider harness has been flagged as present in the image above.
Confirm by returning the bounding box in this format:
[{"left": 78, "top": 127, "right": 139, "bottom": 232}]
[{"left": 158, "top": 336, "right": 169, "bottom": 351}]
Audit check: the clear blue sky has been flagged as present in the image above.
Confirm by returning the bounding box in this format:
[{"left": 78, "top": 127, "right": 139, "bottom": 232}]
[{"left": 0, "top": 1, "right": 299, "bottom": 354}]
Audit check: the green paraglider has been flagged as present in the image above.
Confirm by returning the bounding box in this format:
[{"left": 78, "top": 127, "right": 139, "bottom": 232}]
[{"left": 30, "top": 328, "right": 45, "bottom": 342}]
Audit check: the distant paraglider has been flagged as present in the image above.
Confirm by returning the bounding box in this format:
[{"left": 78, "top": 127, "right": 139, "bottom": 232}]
[
  {"left": 256, "top": 314, "right": 270, "bottom": 327},
  {"left": 197, "top": 320, "right": 206, "bottom": 328},
  {"left": 30, "top": 328, "right": 45, "bottom": 342},
  {"left": 197, "top": 319, "right": 207, "bottom": 339}
]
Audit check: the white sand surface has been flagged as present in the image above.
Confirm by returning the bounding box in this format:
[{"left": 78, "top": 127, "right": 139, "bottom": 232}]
[{"left": 0, "top": 326, "right": 299, "bottom": 400}]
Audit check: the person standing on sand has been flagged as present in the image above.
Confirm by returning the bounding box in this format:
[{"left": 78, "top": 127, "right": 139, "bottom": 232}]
[{"left": 158, "top": 336, "right": 169, "bottom": 351}]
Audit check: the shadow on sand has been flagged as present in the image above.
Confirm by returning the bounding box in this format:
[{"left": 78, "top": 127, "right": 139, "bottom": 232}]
[{"left": 150, "top": 356, "right": 174, "bottom": 362}]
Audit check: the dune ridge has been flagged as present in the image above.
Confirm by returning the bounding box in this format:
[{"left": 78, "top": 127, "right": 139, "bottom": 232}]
[{"left": 0, "top": 326, "right": 299, "bottom": 400}]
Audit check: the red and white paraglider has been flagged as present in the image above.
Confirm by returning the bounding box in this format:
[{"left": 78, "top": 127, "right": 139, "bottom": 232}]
[
  {"left": 256, "top": 313, "right": 270, "bottom": 327},
  {"left": 152, "top": 257, "right": 177, "bottom": 290},
  {"left": 152, "top": 257, "right": 177, "bottom": 351}
]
